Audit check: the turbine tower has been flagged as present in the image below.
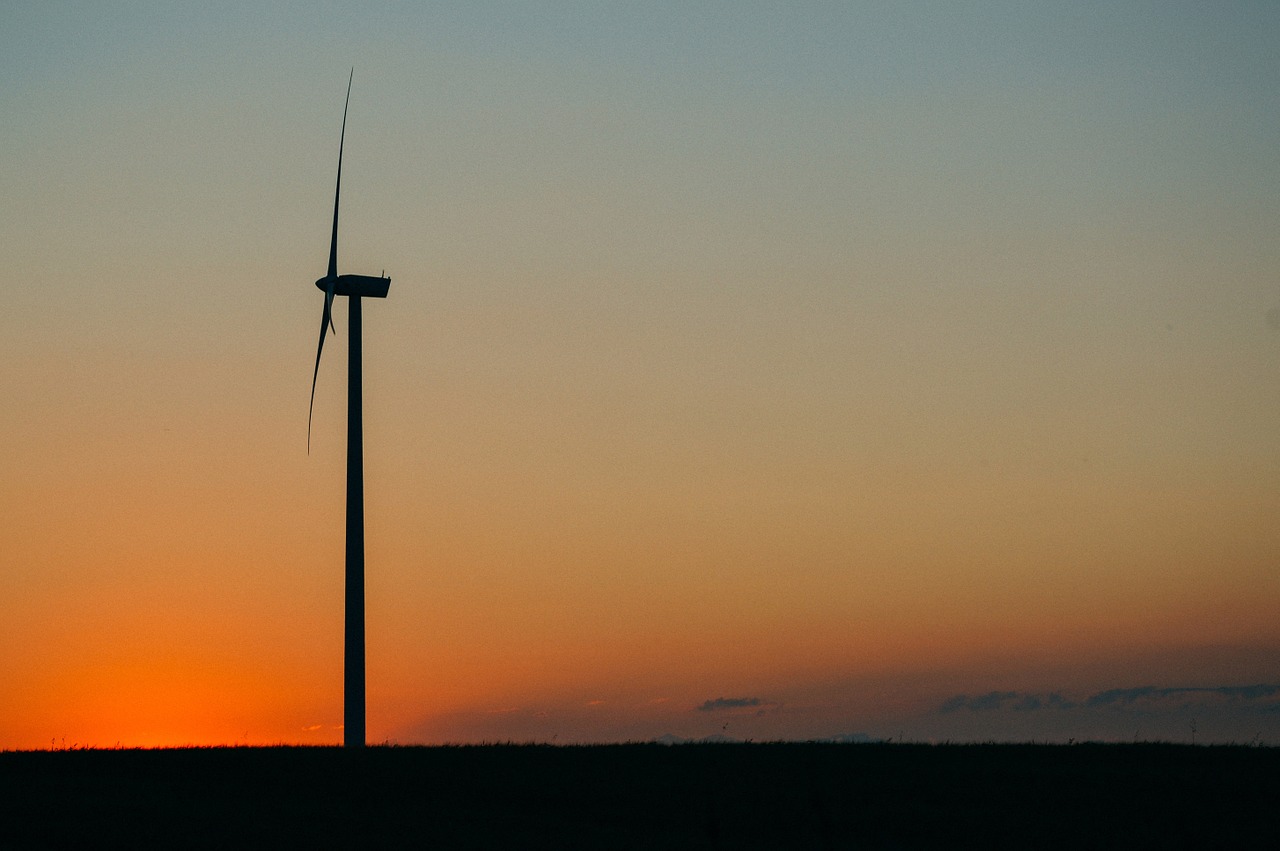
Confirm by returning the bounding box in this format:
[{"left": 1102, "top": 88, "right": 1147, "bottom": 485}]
[{"left": 308, "top": 69, "right": 390, "bottom": 749}]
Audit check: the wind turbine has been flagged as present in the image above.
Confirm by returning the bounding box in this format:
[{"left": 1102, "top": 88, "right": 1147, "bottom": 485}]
[{"left": 308, "top": 69, "right": 390, "bottom": 749}]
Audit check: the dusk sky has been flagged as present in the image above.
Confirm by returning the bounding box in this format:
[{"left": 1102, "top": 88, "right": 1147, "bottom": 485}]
[{"left": 4, "top": 2, "right": 1279, "bottom": 749}]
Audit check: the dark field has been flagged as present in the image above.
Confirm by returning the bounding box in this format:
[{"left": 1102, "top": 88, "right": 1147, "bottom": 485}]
[{"left": 2, "top": 742, "right": 1276, "bottom": 848}]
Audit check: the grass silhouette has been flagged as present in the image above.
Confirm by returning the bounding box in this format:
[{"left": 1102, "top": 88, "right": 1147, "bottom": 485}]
[{"left": 1, "top": 742, "right": 1277, "bottom": 847}]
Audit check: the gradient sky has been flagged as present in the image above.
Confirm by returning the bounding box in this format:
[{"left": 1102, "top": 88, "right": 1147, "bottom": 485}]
[{"left": 3, "top": 2, "right": 1279, "bottom": 749}]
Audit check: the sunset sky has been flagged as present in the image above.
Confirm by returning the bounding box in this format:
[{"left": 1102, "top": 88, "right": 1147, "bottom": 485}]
[{"left": 4, "top": 2, "right": 1279, "bottom": 749}]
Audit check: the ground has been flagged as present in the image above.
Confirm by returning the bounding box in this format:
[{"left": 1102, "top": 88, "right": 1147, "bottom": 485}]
[{"left": 1, "top": 742, "right": 1276, "bottom": 848}]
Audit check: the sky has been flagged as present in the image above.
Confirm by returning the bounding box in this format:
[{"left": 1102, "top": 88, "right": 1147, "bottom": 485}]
[{"left": 3, "top": 2, "right": 1279, "bottom": 749}]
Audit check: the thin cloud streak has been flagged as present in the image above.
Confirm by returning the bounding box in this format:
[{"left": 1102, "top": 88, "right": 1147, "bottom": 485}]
[
  {"left": 697, "top": 697, "right": 764, "bottom": 712},
  {"left": 941, "top": 692, "right": 1077, "bottom": 713},
  {"left": 940, "top": 684, "right": 1280, "bottom": 714}
]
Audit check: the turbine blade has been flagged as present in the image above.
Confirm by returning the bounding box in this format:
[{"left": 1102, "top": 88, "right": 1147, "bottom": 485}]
[
  {"left": 307, "top": 284, "right": 337, "bottom": 454},
  {"left": 326, "top": 279, "right": 337, "bottom": 335},
  {"left": 328, "top": 68, "right": 353, "bottom": 280}
]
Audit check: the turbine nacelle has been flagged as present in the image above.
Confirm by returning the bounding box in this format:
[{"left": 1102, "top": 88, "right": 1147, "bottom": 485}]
[{"left": 315, "top": 274, "right": 391, "bottom": 299}]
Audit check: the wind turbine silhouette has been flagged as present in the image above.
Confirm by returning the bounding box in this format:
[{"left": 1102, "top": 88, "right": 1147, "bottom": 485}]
[{"left": 308, "top": 69, "right": 390, "bottom": 749}]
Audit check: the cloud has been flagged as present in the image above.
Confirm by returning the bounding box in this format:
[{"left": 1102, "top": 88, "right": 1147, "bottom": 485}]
[
  {"left": 1017, "top": 693, "right": 1077, "bottom": 711},
  {"left": 1086, "top": 684, "right": 1280, "bottom": 708},
  {"left": 940, "top": 684, "right": 1279, "bottom": 715},
  {"left": 1084, "top": 687, "right": 1159, "bottom": 707},
  {"left": 939, "top": 691, "right": 1020, "bottom": 713},
  {"left": 939, "top": 690, "right": 1080, "bottom": 713},
  {"left": 697, "top": 697, "right": 763, "bottom": 712},
  {"left": 1227, "top": 684, "right": 1280, "bottom": 701},
  {"left": 821, "top": 732, "right": 878, "bottom": 744},
  {"left": 654, "top": 733, "right": 744, "bottom": 745}
]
